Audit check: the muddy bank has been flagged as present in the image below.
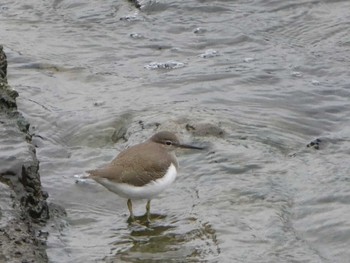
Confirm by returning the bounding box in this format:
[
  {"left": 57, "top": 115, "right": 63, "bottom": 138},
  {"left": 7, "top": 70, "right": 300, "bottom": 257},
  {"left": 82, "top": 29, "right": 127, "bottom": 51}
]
[{"left": 0, "top": 45, "right": 51, "bottom": 263}]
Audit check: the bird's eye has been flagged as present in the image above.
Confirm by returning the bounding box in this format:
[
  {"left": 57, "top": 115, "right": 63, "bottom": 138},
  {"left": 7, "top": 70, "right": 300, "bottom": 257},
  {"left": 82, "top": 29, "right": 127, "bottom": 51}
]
[{"left": 165, "top": 140, "right": 172, "bottom": 146}]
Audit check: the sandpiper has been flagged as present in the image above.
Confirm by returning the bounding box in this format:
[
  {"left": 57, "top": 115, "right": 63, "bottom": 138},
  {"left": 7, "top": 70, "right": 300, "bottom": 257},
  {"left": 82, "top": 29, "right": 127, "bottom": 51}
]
[{"left": 87, "top": 131, "right": 203, "bottom": 222}]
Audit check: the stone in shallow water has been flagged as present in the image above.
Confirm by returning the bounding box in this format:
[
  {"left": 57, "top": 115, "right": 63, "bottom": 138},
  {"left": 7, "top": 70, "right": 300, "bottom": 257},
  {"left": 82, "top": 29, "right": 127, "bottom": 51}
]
[
  {"left": 0, "top": 45, "right": 7, "bottom": 80},
  {"left": 93, "top": 100, "right": 105, "bottom": 107},
  {"left": 186, "top": 123, "right": 225, "bottom": 138},
  {"left": 306, "top": 138, "right": 322, "bottom": 150}
]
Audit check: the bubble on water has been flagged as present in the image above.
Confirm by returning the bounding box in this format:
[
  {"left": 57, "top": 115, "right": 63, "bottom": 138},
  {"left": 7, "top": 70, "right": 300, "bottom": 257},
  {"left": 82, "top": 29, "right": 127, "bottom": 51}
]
[
  {"left": 194, "top": 27, "right": 206, "bottom": 34},
  {"left": 311, "top": 79, "right": 320, "bottom": 85},
  {"left": 200, "top": 49, "right": 220, "bottom": 58},
  {"left": 243, "top": 57, "right": 255, "bottom": 63},
  {"left": 291, "top": 71, "right": 303, "bottom": 77},
  {"left": 74, "top": 173, "right": 89, "bottom": 179},
  {"left": 75, "top": 178, "right": 88, "bottom": 184},
  {"left": 130, "top": 33, "right": 144, "bottom": 39},
  {"left": 144, "top": 61, "right": 185, "bottom": 70},
  {"left": 120, "top": 12, "right": 142, "bottom": 22}
]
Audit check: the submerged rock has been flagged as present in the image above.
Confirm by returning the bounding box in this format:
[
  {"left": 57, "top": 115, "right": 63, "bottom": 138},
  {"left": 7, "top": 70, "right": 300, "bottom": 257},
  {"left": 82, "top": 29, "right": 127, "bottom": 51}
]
[
  {"left": 0, "top": 45, "right": 7, "bottom": 80},
  {"left": 128, "top": 0, "right": 142, "bottom": 9},
  {"left": 306, "top": 138, "right": 322, "bottom": 150},
  {"left": 186, "top": 122, "right": 226, "bottom": 138}
]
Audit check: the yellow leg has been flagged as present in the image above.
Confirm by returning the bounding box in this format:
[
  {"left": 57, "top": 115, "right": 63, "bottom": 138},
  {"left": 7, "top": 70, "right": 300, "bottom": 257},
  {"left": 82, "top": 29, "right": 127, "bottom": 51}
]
[
  {"left": 146, "top": 200, "right": 151, "bottom": 222},
  {"left": 127, "top": 199, "right": 135, "bottom": 222}
]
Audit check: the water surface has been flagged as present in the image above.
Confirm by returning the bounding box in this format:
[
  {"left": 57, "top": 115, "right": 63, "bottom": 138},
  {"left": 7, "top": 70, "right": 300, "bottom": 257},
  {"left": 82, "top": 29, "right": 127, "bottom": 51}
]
[{"left": 1, "top": 0, "right": 350, "bottom": 262}]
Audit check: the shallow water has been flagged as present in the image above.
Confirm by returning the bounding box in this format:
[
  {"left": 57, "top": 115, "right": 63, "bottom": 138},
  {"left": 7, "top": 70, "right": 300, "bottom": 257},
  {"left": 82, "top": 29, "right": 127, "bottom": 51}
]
[{"left": 1, "top": 0, "right": 350, "bottom": 262}]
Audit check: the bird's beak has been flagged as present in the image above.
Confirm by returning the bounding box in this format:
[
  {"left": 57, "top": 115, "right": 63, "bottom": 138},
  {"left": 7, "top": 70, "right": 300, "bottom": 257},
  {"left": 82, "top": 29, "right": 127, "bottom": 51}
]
[{"left": 176, "top": 143, "right": 205, "bottom": 150}]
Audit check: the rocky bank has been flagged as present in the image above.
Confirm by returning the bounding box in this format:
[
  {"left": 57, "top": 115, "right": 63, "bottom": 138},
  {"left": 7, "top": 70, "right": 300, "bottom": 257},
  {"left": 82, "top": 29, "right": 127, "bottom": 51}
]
[{"left": 0, "top": 45, "right": 50, "bottom": 263}]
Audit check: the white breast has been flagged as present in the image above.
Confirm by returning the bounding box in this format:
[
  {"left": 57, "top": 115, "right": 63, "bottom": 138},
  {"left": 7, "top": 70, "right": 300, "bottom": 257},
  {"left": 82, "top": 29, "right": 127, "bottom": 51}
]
[{"left": 97, "top": 163, "right": 178, "bottom": 200}]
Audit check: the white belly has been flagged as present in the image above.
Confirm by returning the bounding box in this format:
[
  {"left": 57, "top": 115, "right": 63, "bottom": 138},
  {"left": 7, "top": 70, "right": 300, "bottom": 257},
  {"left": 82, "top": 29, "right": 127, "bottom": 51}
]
[{"left": 97, "top": 163, "right": 177, "bottom": 200}]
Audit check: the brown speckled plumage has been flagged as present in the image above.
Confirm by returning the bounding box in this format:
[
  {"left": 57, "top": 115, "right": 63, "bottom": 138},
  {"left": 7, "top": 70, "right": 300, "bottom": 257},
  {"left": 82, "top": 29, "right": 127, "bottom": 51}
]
[
  {"left": 88, "top": 131, "right": 180, "bottom": 186},
  {"left": 86, "top": 131, "right": 203, "bottom": 222}
]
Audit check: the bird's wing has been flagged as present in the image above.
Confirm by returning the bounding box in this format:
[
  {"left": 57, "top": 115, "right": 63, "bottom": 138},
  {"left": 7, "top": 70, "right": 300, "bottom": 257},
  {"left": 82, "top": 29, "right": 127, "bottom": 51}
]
[{"left": 87, "top": 143, "right": 176, "bottom": 187}]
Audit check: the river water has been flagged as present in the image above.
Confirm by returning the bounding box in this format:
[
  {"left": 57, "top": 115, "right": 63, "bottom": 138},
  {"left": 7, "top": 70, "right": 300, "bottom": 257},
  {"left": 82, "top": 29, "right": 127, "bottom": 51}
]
[{"left": 1, "top": 0, "right": 350, "bottom": 262}]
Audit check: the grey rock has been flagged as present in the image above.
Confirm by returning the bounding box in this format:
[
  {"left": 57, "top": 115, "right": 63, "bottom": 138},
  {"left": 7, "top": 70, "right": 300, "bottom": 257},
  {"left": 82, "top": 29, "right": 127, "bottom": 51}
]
[{"left": 0, "top": 45, "right": 56, "bottom": 262}]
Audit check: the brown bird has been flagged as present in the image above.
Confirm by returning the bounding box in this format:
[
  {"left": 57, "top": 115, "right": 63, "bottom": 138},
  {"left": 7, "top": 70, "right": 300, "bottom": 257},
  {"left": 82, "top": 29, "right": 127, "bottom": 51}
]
[{"left": 87, "top": 131, "right": 203, "bottom": 222}]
